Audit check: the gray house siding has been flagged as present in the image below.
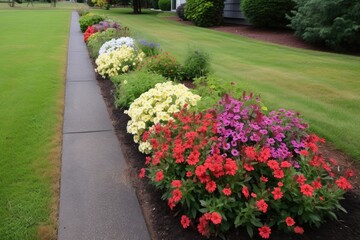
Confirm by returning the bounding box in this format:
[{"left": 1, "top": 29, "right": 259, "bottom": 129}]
[{"left": 223, "top": 0, "right": 244, "bottom": 19}]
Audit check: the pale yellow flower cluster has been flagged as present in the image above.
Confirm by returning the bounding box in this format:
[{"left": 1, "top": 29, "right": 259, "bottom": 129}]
[
  {"left": 125, "top": 81, "right": 201, "bottom": 153},
  {"left": 95, "top": 45, "right": 145, "bottom": 78}
]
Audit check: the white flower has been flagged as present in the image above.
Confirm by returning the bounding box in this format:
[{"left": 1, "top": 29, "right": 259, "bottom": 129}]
[{"left": 98, "top": 37, "right": 135, "bottom": 55}]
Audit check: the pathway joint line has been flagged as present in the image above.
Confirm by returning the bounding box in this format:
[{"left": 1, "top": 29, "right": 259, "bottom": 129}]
[{"left": 63, "top": 129, "right": 113, "bottom": 135}]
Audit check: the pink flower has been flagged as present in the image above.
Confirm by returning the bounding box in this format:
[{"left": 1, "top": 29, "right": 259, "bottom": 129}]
[
  {"left": 210, "top": 212, "right": 222, "bottom": 224},
  {"left": 155, "top": 171, "right": 164, "bottom": 182},
  {"left": 258, "top": 225, "right": 271, "bottom": 239},
  {"left": 285, "top": 217, "right": 295, "bottom": 227},
  {"left": 256, "top": 199, "right": 268, "bottom": 213},
  {"left": 180, "top": 215, "right": 191, "bottom": 229},
  {"left": 205, "top": 181, "right": 216, "bottom": 193},
  {"left": 222, "top": 188, "right": 232, "bottom": 196},
  {"left": 138, "top": 168, "right": 146, "bottom": 178}
]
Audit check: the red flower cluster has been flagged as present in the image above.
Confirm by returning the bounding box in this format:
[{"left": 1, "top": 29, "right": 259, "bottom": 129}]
[{"left": 83, "top": 26, "right": 95, "bottom": 42}]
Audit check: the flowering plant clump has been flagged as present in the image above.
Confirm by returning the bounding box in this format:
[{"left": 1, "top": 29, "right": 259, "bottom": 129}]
[
  {"left": 217, "top": 93, "right": 309, "bottom": 162},
  {"left": 125, "top": 82, "right": 201, "bottom": 153},
  {"left": 137, "top": 39, "right": 161, "bottom": 56},
  {"left": 84, "top": 26, "right": 96, "bottom": 42},
  {"left": 98, "top": 37, "right": 135, "bottom": 56},
  {"left": 95, "top": 45, "right": 145, "bottom": 78},
  {"left": 139, "top": 101, "right": 354, "bottom": 238},
  {"left": 92, "top": 20, "right": 120, "bottom": 32},
  {"left": 145, "top": 52, "right": 182, "bottom": 80}
]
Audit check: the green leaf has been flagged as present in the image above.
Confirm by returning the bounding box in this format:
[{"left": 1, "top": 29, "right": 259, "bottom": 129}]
[
  {"left": 328, "top": 211, "right": 338, "bottom": 220},
  {"left": 336, "top": 204, "right": 348, "bottom": 213},
  {"left": 246, "top": 224, "right": 254, "bottom": 238},
  {"left": 250, "top": 217, "right": 263, "bottom": 227}
]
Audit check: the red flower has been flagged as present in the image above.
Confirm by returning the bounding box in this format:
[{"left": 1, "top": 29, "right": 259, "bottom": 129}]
[
  {"left": 138, "top": 168, "right": 146, "bottom": 178},
  {"left": 245, "top": 146, "right": 257, "bottom": 160},
  {"left": 224, "top": 158, "right": 238, "bottom": 176},
  {"left": 205, "top": 181, "right": 217, "bottom": 193},
  {"left": 180, "top": 215, "right": 191, "bottom": 229},
  {"left": 267, "top": 160, "right": 279, "bottom": 170},
  {"left": 335, "top": 176, "right": 352, "bottom": 190},
  {"left": 145, "top": 156, "right": 151, "bottom": 165},
  {"left": 277, "top": 182, "right": 283, "bottom": 187},
  {"left": 258, "top": 225, "right": 271, "bottom": 239},
  {"left": 186, "top": 147, "right": 200, "bottom": 165},
  {"left": 295, "top": 174, "right": 307, "bottom": 185},
  {"left": 222, "top": 188, "right": 232, "bottom": 196},
  {"left": 345, "top": 169, "right": 355, "bottom": 179},
  {"left": 197, "top": 215, "right": 210, "bottom": 237},
  {"left": 300, "top": 184, "right": 314, "bottom": 197},
  {"left": 242, "top": 186, "right": 249, "bottom": 199},
  {"left": 195, "top": 165, "right": 207, "bottom": 177},
  {"left": 311, "top": 179, "right": 322, "bottom": 189},
  {"left": 251, "top": 192, "right": 257, "bottom": 198},
  {"left": 258, "top": 147, "right": 271, "bottom": 162},
  {"left": 272, "top": 187, "right": 283, "bottom": 200},
  {"left": 186, "top": 171, "right": 193, "bottom": 177},
  {"left": 280, "top": 161, "right": 291, "bottom": 168},
  {"left": 155, "top": 171, "right": 164, "bottom": 182},
  {"left": 273, "top": 169, "right": 284, "bottom": 179},
  {"left": 294, "top": 226, "right": 304, "bottom": 234},
  {"left": 210, "top": 212, "right": 222, "bottom": 224},
  {"left": 300, "top": 149, "right": 309, "bottom": 156},
  {"left": 171, "top": 180, "right": 182, "bottom": 188},
  {"left": 285, "top": 217, "right": 295, "bottom": 227},
  {"left": 172, "top": 189, "right": 182, "bottom": 202},
  {"left": 256, "top": 199, "right": 268, "bottom": 213},
  {"left": 244, "top": 163, "right": 254, "bottom": 172},
  {"left": 168, "top": 198, "right": 175, "bottom": 209},
  {"left": 260, "top": 176, "right": 268, "bottom": 183}
]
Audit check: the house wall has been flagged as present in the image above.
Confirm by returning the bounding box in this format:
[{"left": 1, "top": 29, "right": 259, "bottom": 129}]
[{"left": 174, "top": 0, "right": 244, "bottom": 20}]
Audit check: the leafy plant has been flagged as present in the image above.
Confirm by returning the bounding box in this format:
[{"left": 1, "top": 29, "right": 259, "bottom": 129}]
[
  {"left": 192, "top": 76, "right": 242, "bottom": 111},
  {"left": 77, "top": 6, "right": 90, "bottom": 16},
  {"left": 176, "top": 3, "right": 188, "bottom": 21},
  {"left": 137, "top": 39, "right": 161, "bottom": 57},
  {"left": 111, "top": 70, "right": 168, "bottom": 109},
  {"left": 79, "top": 14, "right": 105, "bottom": 32},
  {"left": 289, "top": 0, "right": 360, "bottom": 51},
  {"left": 140, "top": 100, "right": 354, "bottom": 238},
  {"left": 125, "top": 82, "right": 201, "bottom": 153},
  {"left": 184, "top": 0, "right": 224, "bottom": 27},
  {"left": 181, "top": 49, "right": 210, "bottom": 81},
  {"left": 241, "top": 0, "right": 295, "bottom": 28},
  {"left": 95, "top": 45, "right": 145, "bottom": 78},
  {"left": 158, "top": 0, "right": 171, "bottom": 11},
  {"left": 144, "top": 52, "right": 182, "bottom": 80},
  {"left": 87, "top": 27, "right": 131, "bottom": 58}
]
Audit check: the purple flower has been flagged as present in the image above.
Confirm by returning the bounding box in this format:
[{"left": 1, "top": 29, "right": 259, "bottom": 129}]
[{"left": 231, "top": 149, "right": 239, "bottom": 156}]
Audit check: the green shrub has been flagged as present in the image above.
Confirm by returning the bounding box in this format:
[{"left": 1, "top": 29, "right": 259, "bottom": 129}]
[
  {"left": 77, "top": 7, "right": 90, "bottom": 16},
  {"left": 158, "top": 0, "right": 171, "bottom": 11},
  {"left": 184, "top": 0, "right": 224, "bottom": 27},
  {"left": 111, "top": 70, "right": 168, "bottom": 109},
  {"left": 192, "top": 76, "right": 243, "bottom": 111},
  {"left": 181, "top": 49, "right": 210, "bottom": 81},
  {"left": 87, "top": 0, "right": 95, "bottom": 7},
  {"left": 137, "top": 39, "right": 161, "bottom": 57},
  {"left": 241, "top": 0, "right": 295, "bottom": 28},
  {"left": 79, "top": 14, "right": 105, "bottom": 32},
  {"left": 151, "top": 0, "right": 159, "bottom": 9},
  {"left": 176, "top": 3, "right": 187, "bottom": 20},
  {"left": 87, "top": 27, "right": 131, "bottom": 59},
  {"left": 144, "top": 52, "right": 182, "bottom": 80},
  {"left": 289, "top": 0, "right": 360, "bottom": 51}
]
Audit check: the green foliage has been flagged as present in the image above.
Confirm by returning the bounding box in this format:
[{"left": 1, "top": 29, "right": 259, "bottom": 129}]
[
  {"left": 181, "top": 48, "right": 210, "bottom": 81},
  {"left": 111, "top": 70, "right": 168, "bottom": 109},
  {"left": 184, "top": 0, "right": 224, "bottom": 27},
  {"left": 79, "top": 14, "right": 105, "bottom": 32},
  {"left": 137, "top": 39, "right": 161, "bottom": 57},
  {"left": 77, "top": 6, "right": 90, "bottom": 16},
  {"left": 241, "top": 0, "right": 295, "bottom": 28},
  {"left": 176, "top": 3, "right": 187, "bottom": 21},
  {"left": 87, "top": 27, "right": 131, "bottom": 59},
  {"left": 192, "top": 76, "right": 242, "bottom": 111},
  {"left": 87, "top": 0, "right": 95, "bottom": 7},
  {"left": 151, "top": 0, "right": 159, "bottom": 9},
  {"left": 289, "top": 0, "right": 360, "bottom": 51},
  {"left": 158, "top": 0, "right": 170, "bottom": 11},
  {"left": 144, "top": 52, "right": 182, "bottom": 80}
]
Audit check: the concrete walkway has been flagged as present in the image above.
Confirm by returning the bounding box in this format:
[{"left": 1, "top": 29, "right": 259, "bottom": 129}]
[{"left": 58, "top": 12, "right": 150, "bottom": 240}]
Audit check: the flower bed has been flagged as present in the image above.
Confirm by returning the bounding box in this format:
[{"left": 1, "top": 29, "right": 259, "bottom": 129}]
[{"left": 79, "top": 12, "right": 355, "bottom": 239}]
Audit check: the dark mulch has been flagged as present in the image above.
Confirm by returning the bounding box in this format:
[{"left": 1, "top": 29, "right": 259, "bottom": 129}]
[{"left": 95, "top": 75, "right": 360, "bottom": 240}]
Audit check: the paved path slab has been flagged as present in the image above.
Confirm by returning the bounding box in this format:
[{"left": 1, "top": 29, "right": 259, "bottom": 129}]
[{"left": 58, "top": 11, "right": 150, "bottom": 240}]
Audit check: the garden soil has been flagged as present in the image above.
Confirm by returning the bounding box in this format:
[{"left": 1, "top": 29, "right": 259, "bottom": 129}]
[{"left": 90, "top": 17, "right": 360, "bottom": 238}]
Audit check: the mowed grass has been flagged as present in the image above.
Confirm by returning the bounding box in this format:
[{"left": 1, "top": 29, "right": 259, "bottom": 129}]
[
  {"left": 0, "top": 9, "right": 70, "bottom": 239},
  {"left": 94, "top": 8, "right": 360, "bottom": 161}
]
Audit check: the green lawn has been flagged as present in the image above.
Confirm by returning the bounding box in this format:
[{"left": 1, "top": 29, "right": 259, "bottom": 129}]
[
  {"left": 0, "top": 9, "right": 71, "bottom": 239},
  {"left": 94, "top": 8, "right": 360, "bottom": 161}
]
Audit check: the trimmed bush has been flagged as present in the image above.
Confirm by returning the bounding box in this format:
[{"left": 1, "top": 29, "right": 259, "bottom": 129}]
[
  {"left": 176, "top": 3, "right": 187, "bottom": 21},
  {"left": 144, "top": 52, "right": 182, "bottom": 80},
  {"left": 184, "top": 0, "right": 224, "bottom": 27},
  {"left": 111, "top": 70, "right": 168, "bottom": 109},
  {"left": 79, "top": 14, "right": 105, "bottom": 32},
  {"left": 241, "top": 0, "right": 295, "bottom": 28},
  {"left": 158, "top": 0, "right": 171, "bottom": 11},
  {"left": 289, "top": 0, "right": 360, "bottom": 51},
  {"left": 181, "top": 49, "right": 210, "bottom": 81}
]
